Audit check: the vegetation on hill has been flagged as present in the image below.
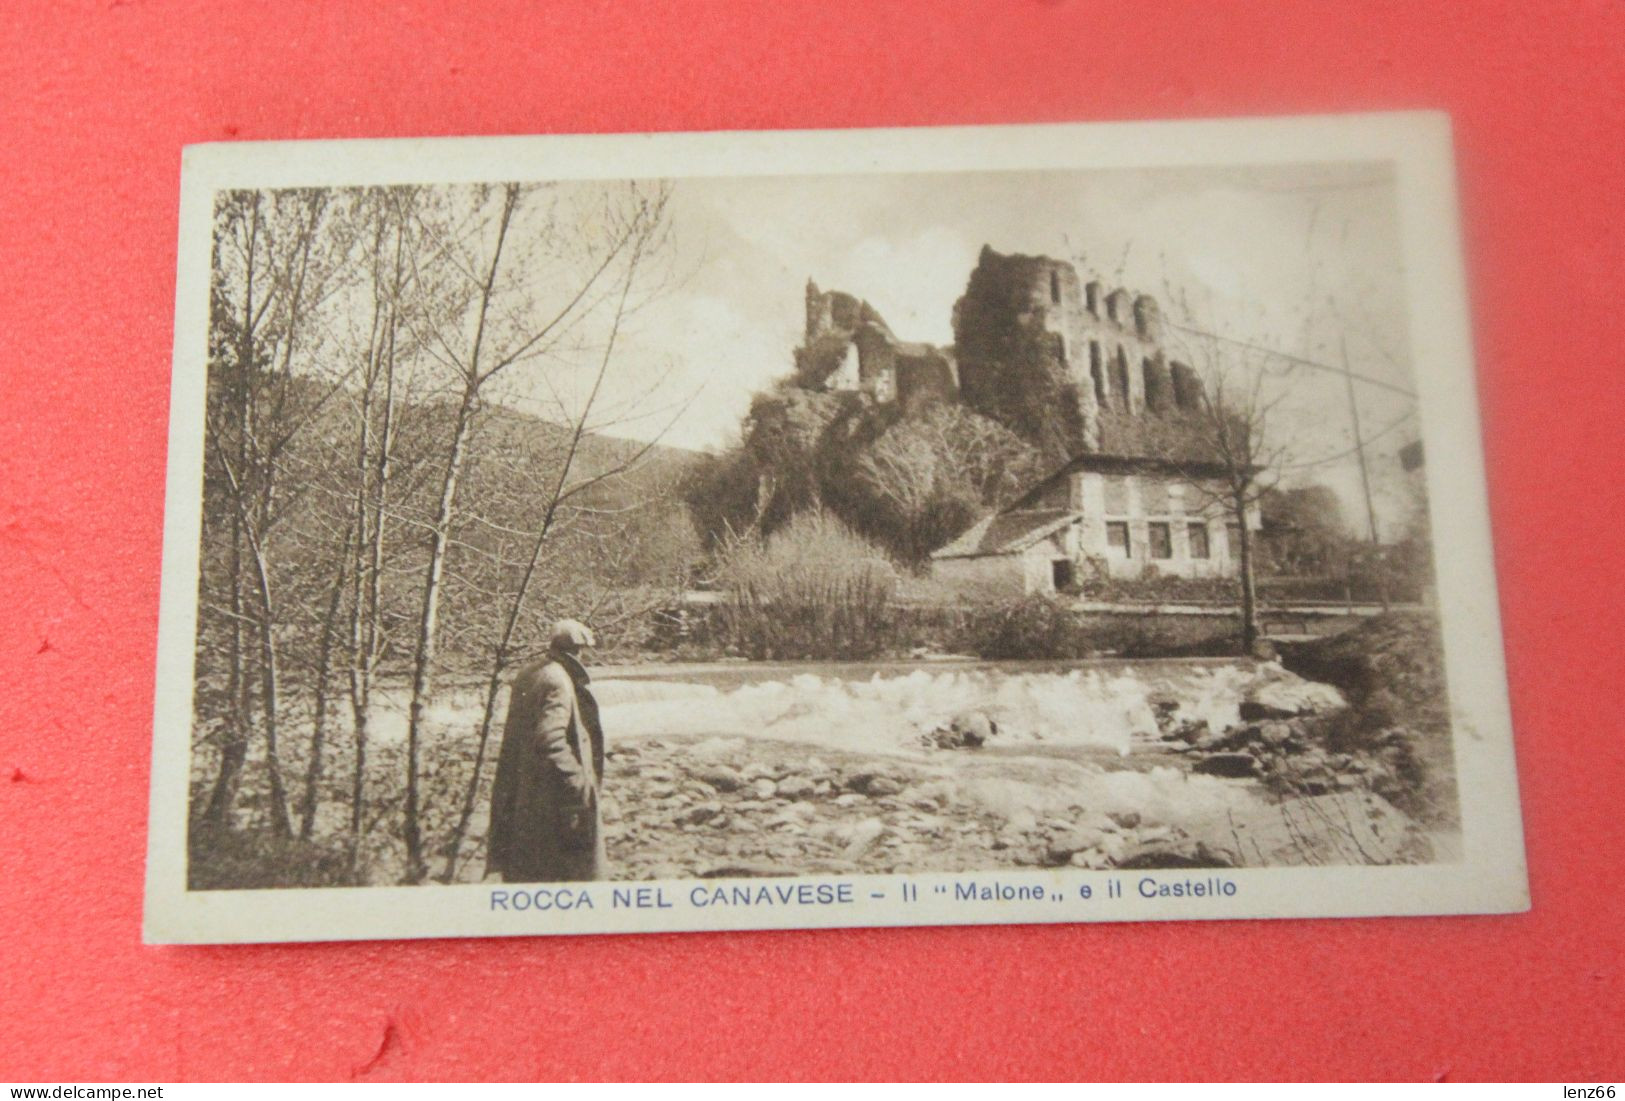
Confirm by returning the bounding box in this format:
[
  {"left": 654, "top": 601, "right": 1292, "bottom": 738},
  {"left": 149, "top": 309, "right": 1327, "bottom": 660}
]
[{"left": 683, "top": 377, "right": 1044, "bottom": 568}]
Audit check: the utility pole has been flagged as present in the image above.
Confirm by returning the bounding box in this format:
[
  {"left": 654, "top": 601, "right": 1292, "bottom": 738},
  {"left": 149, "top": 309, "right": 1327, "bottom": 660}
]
[{"left": 1342, "top": 335, "right": 1390, "bottom": 611}]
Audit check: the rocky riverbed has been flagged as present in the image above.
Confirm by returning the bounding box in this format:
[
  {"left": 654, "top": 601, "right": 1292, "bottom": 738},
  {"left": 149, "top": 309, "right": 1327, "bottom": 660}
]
[
  {"left": 601, "top": 735, "right": 1192, "bottom": 879},
  {"left": 598, "top": 717, "right": 1435, "bottom": 880}
]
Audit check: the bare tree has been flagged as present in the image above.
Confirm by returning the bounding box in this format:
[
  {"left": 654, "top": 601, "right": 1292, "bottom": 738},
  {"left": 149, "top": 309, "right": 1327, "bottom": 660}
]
[
  {"left": 391, "top": 181, "right": 671, "bottom": 881},
  {"left": 437, "top": 206, "right": 685, "bottom": 881},
  {"left": 197, "top": 187, "right": 355, "bottom": 836},
  {"left": 331, "top": 186, "right": 438, "bottom": 867},
  {"left": 1150, "top": 330, "right": 1293, "bottom": 653}
]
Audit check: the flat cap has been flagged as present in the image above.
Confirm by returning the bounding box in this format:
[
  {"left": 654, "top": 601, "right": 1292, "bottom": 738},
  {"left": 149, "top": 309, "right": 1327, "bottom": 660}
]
[{"left": 549, "top": 618, "right": 596, "bottom": 652}]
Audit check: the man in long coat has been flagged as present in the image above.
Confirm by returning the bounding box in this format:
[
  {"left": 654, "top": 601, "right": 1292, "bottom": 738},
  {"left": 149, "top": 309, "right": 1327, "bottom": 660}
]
[{"left": 486, "top": 619, "right": 607, "bottom": 882}]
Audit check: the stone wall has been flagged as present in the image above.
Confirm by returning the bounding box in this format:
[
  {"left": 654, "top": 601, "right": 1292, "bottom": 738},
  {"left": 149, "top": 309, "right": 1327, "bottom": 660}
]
[
  {"left": 952, "top": 245, "right": 1209, "bottom": 461},
  {"left": 804, "top": 280, "right": 956, "bottom": 412}
]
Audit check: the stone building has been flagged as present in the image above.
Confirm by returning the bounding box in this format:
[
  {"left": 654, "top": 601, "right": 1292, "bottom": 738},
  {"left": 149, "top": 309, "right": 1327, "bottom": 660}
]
[
  {"left": 930, "top": 246, "right": 1259, "bottom": 593},
  {"left": 795, "top": 248, "right": 1263, "bottom": 594},
  {"left": 930, "top": 454, "right": 1261, "bottom": 593}
]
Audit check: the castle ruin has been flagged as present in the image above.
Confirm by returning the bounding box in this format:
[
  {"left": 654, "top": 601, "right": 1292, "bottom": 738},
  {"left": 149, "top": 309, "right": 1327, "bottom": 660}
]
[
  {"left": 799, "top": 282, "right": 959, "bottom": 417},
  {"left": 799, "top": 245, "right": 1259, "bottom": 591}
]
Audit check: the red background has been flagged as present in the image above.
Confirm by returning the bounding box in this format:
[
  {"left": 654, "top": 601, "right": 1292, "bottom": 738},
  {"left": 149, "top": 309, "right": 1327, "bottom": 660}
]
[{"left": 2, "top": 0, "right": 1621, "bottom": 1082}]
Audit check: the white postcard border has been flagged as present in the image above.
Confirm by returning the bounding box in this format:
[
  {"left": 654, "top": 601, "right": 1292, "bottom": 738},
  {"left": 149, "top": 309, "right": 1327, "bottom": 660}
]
[{"left": 145, "top": 111, "right": 1529, "bottom": 944}]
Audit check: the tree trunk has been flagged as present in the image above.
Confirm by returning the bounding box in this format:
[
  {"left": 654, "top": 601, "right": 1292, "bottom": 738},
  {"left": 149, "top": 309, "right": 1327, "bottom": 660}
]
[
  {"left": 346, "top": 193, "right": 409, "bottom": 876},
  {"left": 201, "top": 508, "right": 249, "bottom": 830},
  {"left": 1235, "top": 493, "right": 1260, "bottom": 654},
  {"left": 247, "top": 535, "right": 292, "bottom": 837},
  {"left": 345, "top": 384, "right": 375, "bottom": 866},
  {"left": 402, "top": 388, "right": 476, "bottom": 882},
  {"left": 400, "top": 187, "right": 517, "bottom": 884},
  {"left": 301, "top": 526, "right": 350, "bottom": 840},
  {"left": 202, "top": 196, "right": 261, "bottom": 833}
]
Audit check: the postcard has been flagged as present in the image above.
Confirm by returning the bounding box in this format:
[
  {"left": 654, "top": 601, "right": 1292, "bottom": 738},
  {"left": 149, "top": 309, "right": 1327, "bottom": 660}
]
[{"left": 145, "top": 112, "right": 1527, "bottom": 943}]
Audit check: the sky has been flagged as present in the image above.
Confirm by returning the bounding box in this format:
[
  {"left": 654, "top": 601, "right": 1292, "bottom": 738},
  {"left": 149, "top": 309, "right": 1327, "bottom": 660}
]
[{"left": 503, "top": 161, "right": 1424, "bottom": 537}]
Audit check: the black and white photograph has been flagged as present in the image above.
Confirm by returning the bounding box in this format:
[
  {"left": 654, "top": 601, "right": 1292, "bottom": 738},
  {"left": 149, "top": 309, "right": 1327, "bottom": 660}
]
[{"left": 145, "top": 116, "right": 1527, "bottom": 942}]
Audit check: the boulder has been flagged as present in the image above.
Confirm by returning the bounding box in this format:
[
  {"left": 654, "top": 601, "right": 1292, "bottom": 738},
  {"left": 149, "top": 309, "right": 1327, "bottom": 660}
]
[
  {"left": 841, "top": 818, "right": 886, "bottom": 859},
  {"left": 675, "top": 801, "right": 723, "bottom": 826},
  {"left": 1192, "top": 752, "right": 1259, "bottom": 778},
  {"left": 750, "top": 778, "right": 778, "bottom": 800},
  {"left": 1096, "top": 834, "right": 1129, "bottom": 865},
  {"left": 864, "top": 776, "right": 904, "bottom": 797},
  {"left": 1106, "top": 810, "right": 1142, "bottom": 830},
  {"left": 908, "top": 780, "right": 958, "bottom": 808},
  {"left": 1115, "top": 840, "right": 1237, "bottom": 869},
  {"left": 934, "top": 710, "right": 997, "bottom": 748},
  {"left": 1169, "top": 720, "right": 1210, "bottom": 745},
  {"left": 697, "top": 766, "right": 744, "bottom": 793},
  {"left": 1242, "top": 670, "right": 1345, "bottom": 718},
  {"left": 1004, "top": 809, "right": 1039, "bottom": 833},
  {"left": 776, "top": 775, "right": 817, "bottom": 800},
  {"left": 1182, "top": 791, "right": 1425, "bottom": 866},
  {"left": 1258, "top": 721, "right": 1297, "bottom": 746},
  {"left": 691, "top": 736, "right": 745, "bottom": 760},
  {"left": 1045, "top": 829, "right": 1104, "bottom": 865}
]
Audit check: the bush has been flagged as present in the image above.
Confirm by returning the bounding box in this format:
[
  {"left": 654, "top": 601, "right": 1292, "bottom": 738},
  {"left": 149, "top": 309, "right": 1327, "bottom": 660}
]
[
  {"left": 955, "top": 595, "right": 1092, "bottom": 659},
  {"left": 953, "top": 597, "right": 1245, "bottom": 660},
  {"left": 1276, "top": 613, "right": 1458, "bottom": 825},
  {"left": 715, "top": 511, "right": 898, "bottom": 660}
]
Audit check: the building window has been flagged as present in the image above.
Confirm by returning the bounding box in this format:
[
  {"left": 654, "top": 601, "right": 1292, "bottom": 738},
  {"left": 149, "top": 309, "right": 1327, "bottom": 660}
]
[
  {"left": 1106, "top": 521, "right": 1130, "bottom": 557},
  {"left": 1051, "top": 559, "right": 1075, "bottom": 591},
  {"left": 1171, "top": 361, "right": 1201, "bottom": 409},
  {"left": 1143, "top": 357, "right": 1168, "bottom": 411},
  {"left": 1090, "top": 341, "right": 1105, "bottom": 404},
  {"left": 1227, "top": 522, "right": 1244, "bottom": 558},
  {"left": 1149, "top": 522, "right": 1172, "bottom": 560},
  {"left": 1112, "top": 349, "right": 1131, "bottom": 408},
  {"left": 1050, "top": 270, "right": 1061, "bottom": 304},
  {"left": 1188, "top": 522, "right": 1210, "bottom": 559}
]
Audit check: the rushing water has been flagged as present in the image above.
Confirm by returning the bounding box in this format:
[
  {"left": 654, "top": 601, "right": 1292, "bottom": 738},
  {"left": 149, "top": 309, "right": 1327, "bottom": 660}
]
[{"left": 358, "top": 656, "right": 1341, "bottom": 761}]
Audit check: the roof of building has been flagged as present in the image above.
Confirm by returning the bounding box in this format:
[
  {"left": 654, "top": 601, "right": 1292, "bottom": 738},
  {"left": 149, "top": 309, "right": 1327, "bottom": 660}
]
[{"left": 930, "top": 508, "right": 1080, "bottom": 560}]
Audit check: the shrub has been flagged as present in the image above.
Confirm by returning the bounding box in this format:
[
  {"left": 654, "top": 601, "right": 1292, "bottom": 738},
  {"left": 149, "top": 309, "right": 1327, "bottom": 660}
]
[
  {"left": 1277, "top": 613, "right": 1458, "bottom": 825},
  {"left": 715, "top": 511, "right": 898, "bottom": 660},
  {"left": 955, "top": 595, "right": 1092, "bottom": 659},
  {"left": 953, "top": 598, "right": 1244, "bottom": 661}
]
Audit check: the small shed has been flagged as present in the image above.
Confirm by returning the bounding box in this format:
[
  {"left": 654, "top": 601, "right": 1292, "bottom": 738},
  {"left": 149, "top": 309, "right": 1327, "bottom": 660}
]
[{"left": 928, "top": 508, "right": 1083, "bottom": 595}]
